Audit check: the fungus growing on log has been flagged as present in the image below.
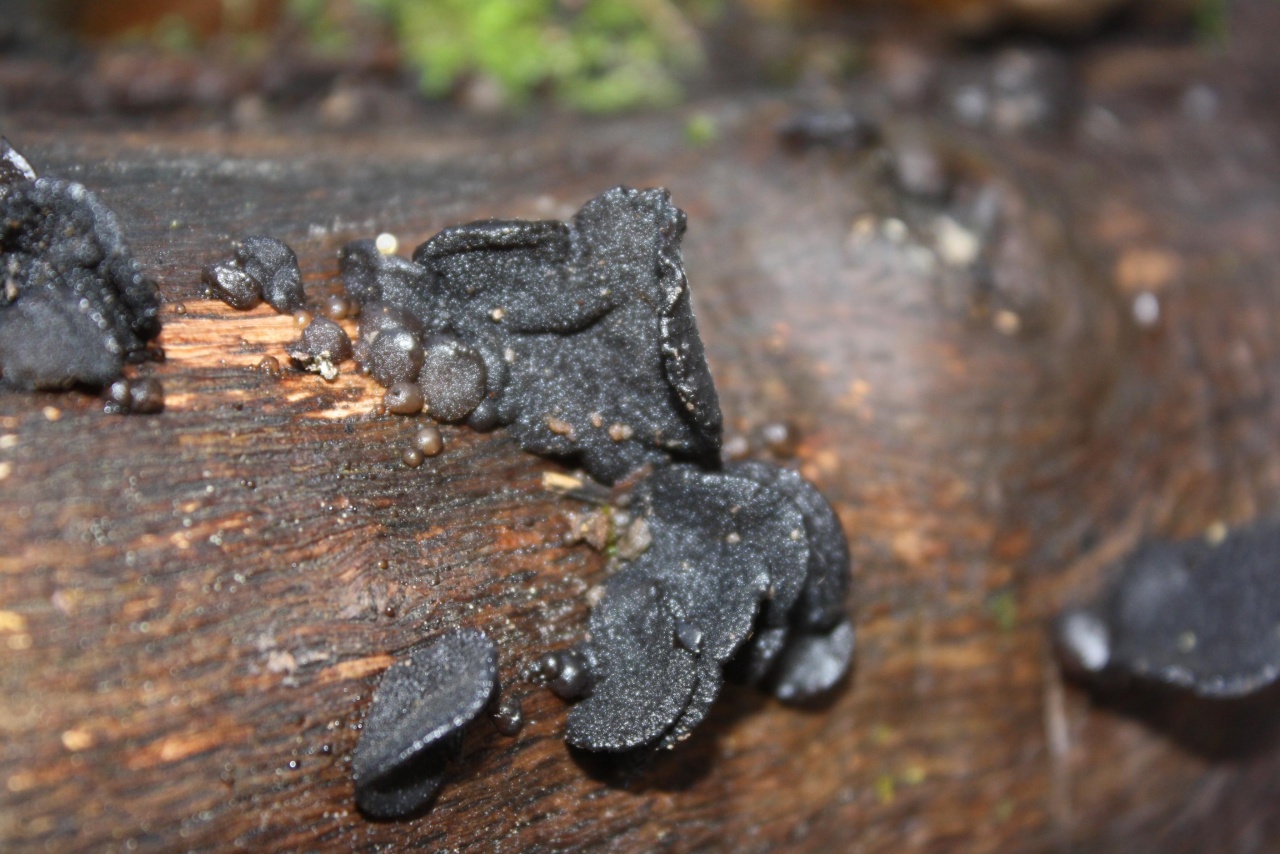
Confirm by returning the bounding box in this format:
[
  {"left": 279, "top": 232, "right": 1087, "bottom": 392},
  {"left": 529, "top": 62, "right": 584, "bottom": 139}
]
[
  {"left": 0, "top": 139, "right": 160, "bottom": 391},
  {"left": 352, "top": 629, "right": 498, "bottom": 819},
  {"left": 1055, "top": 523, "right": 1280, "bottom": 698}
]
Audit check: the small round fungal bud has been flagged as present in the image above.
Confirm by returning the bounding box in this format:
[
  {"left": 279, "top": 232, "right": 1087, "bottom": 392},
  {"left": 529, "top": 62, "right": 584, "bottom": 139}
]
[
  {"left": 127, "top": 377, "right": 164, "bottom": 414},
  {"left": 414, "top": 425, "right": 444, "bottom": 457},
  {"left": 202, "top": 261, "right": 261, "bottom": 310},
  {"left": 365, "top": 328, "right": 423, "bottom": 387},
  {"left": 489, "top": 694, "right": 524, "bottom": 737},
  {"left": 384, "top": 382, "right": 424, "bottom": 415},
  {"left": 402, "top": 448, "right": 424, "bottom": 468},
  {"left": 375, "top": 232, "right": 399, "bottom": 255},
  {"left": 322, "top": 293, "right": 351, "bottom": 320},
  {"left": 547, "top": 648, "right": 592, "bottom": 700},
  {"left": 419, "top": 337, "right": 487, "bottom": 423},
  {"left": 293, "top": 309, "right": 313, "bottom": 328},
  {"left": 257, "top": 355, "right": 282, "bottom": 377},
  {"left": 104, "top": 377, "right": 133, "bottom": 414},
  {"left": 287, "top": 317, "right": 352, "bottom": 382}
]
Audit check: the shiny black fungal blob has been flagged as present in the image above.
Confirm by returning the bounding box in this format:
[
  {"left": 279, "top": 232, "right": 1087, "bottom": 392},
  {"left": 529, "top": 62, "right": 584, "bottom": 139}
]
[
  {"left": 419, "top": 335, "right": 487, "bottom": 423},
  {"left": 1055, "top": 524, "right": 1280, "bottom": 698},
  {"left": 202, "top": 262, "right": 261, "bottom": 310},
  {"left": 354, "top": 303, "right": 424, "bottom": 387},
  {"left": 413, "top": 186, "right": 722, "bottom": 484},
  {"left": 530, "top": 647, "right": 595, "bottom": 700},
  {"left": 767, "top": 618, "right": 856, "bottom": 702},
  {"left": 489, "top": 693, "right": 524, "bottom": 737},
  {"left": 566, "top": 572, "right": 698, "bottom": 752},
  {"left": 0, "top": 140, "right": 160, "bottom": 391},
  {"left": 352, "top": 629, "right": 497, "bottom": 819},
  {"left": 103, "top": 376, "right": 165, "bottom": 415},
  {"left": 286, "top": 316, "right": 352, "bottom": 381},
  {"left": 236, "top": 236, "right": 305, "bottom": 313}
]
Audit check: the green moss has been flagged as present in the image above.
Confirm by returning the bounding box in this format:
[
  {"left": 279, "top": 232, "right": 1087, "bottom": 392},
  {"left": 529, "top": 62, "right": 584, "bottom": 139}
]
[
  {"left": 987, "top": 589, "right": 1018, "bottom": 633},
  {"left": 353, "top": 0, "right": 714, "bottom": 112}
]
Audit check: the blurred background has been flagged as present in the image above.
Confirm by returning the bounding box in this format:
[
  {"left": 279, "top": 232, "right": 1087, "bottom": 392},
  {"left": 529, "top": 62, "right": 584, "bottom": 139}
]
[{"left": 0, "top": 0, "right": 1217, "bottom": 119}]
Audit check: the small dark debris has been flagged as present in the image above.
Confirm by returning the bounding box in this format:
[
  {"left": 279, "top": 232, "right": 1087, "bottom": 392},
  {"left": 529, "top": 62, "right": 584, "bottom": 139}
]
[{"left": 352, "top": 629, "right": 497, "bottom": 819}]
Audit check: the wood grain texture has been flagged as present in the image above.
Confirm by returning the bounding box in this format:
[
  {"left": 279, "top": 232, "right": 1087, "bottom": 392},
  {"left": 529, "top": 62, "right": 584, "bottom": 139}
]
[{"left": 3, "top": 9, "right": 1280, "bottom": 849}]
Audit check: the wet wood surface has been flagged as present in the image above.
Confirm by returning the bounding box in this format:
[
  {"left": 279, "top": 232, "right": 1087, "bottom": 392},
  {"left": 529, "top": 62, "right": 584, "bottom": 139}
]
[{"left": 3, "top": 8, "right": 1280, "bottom": 850}]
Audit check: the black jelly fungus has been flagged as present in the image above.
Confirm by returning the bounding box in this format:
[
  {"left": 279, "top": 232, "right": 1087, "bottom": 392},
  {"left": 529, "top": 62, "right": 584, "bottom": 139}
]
[
  {"left": 384, "top": 382, "right": 424, "bottom": 415},
  {"left": 352, "top": 629, "right": 497, "bottom": 818},
  {"left": 566, "top": 572, "right": 698, "bottom": 752},
  {"left": 490, "top": 694, "right": 524, "bottom": 737},
  {"left": 413, "top": 187, "right": 722, "bottom": 484},
  {"left": 768, "top": 618, "right": 856, "bottom": 703},
  {"left": 202, "top": 261, "right": 261, "bottom": 310},
  {"left": 1056, "top": 524, "right": 1280, "bottom": 697},
  {"left": 419, "top": 336, "right": 487, "bottom": 423},
  {"left": 287, "top": 317, "right": 351, "bottom": 381},
  {"left": 0, "top": 140, "right": 161, "bottom": 391},
  {"left": 236, "top": 235, "right": 305, "bottom": 313},
  {"left": 729, "top": 461, "right": 851, "bottom": 632},
  {"left": 339, "top": 238, "right": 432, "bottom": 318}
]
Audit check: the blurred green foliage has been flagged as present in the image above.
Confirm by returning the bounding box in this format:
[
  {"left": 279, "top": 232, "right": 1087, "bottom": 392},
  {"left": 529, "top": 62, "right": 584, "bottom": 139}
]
[{"left": 353, "top": 0, "right": 720, "bottom": 112}]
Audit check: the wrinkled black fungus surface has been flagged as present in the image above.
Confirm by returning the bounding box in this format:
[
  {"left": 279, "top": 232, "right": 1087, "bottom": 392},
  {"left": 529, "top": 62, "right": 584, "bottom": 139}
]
[
  {"left": 0, "top": 140, "right": 160, "bottom": 391},
  {"left": 408, "top": 187, "right": 722, "bottom": 483},
  {"left": 237, "top": 236, "right": 305, "bottom": 313},
  {"left": 1056, "top": 524, "right": 1280, "bottom": 698},
  {"left": 352, "top": 629, "right": 497, "bottom": 818},
  {"left": 566, "top": 573, "right": 698, "bottom": 751},
  {"left": 563, "top": 461, "right": 852, "bottom": 751},
  {"left": 202, "top": 261, "right": 260, "bottom": 310}
]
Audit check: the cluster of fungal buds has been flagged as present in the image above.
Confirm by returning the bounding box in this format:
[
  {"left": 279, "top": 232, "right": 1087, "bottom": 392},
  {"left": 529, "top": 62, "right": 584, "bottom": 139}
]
[
  {"left": 0, "top": 140, "right": 161, "bottom": 399},
  {"left": 1055, "top": 522, "right": 1280, "bottom": 698}
]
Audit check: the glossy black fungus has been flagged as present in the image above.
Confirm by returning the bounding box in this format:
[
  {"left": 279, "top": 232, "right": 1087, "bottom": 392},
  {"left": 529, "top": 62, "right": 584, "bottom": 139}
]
[
  {"left": 419, "top": 335, "right": 487, "bottom": 423},
  {"left": 103, "top": 376, "right": 164, "bottom": 415},
  {"left": 413, "top": 187, "right": 722, "bottom": 484},
  {"left": 566, "top": 572, "right": 698, "bottom": 752},
  {"left": 768, "top": 618, "right": 855, "bottom": 702},
  {"left": 777, "top": 111, "right": 880, "bottom": 152},
  {"left": 202, "top": 261, "right": 261, "bottom": 310},
  {"left": 489, "top": 693, "right": 524, "bottom": 736},
  {"left": 236, "top": 236, "right": 305, "bottom": 313},
  {"left": 352, "top": 629, "right": 497, "bottom": 819},
  {"left": 354, "top": 304, "right": 423, "bottom": 387},
  {"left": 1055, "top": 525, "right": 1280, "bottom": 698},
  {"left": 0, "top": 139, "right": 161, "bottom": 391},
  {"left": 729, "top": 461, "right": 851, "bottom": 631},
  {"left": 286, "top": 317, "right": 351, "bottom": 381},
  {"left": 531, "top": 647, "right": 594, "bottom": 700}
]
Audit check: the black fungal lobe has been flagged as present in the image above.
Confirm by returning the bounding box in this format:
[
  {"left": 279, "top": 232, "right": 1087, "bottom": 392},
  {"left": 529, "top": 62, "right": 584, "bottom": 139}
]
[
  {"left": 0, "top": 139, "right": 160, "bottom": 391},
  {"left": 566, "top": 572, "right": 698, "bottom": 752},
  {"left": 564, "top": 460, "right": 853, "bottom": 752},
  {"left": 352, "top": 629, "right": 497, "bottom": 819},
  {"left": 1056, "top": 523, "right": 1280, "bottom": 698},
  {"left": 205, "top": 235, "right": 304, "bottom": 314},
  {"left": 404, "top": 187, "right": 722, "bottom": 484},
  {"left": 419, "top": 335, "right": 487, "bottom": 423}
]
